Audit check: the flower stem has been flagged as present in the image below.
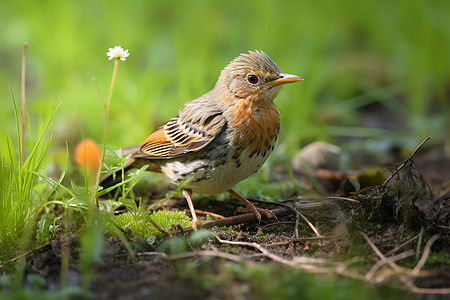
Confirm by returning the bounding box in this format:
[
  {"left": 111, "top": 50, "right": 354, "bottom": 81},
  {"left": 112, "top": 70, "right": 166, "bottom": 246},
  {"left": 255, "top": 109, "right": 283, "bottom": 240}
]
[{"left": 94, "top": 58, "right": 119, "bottom": 206}]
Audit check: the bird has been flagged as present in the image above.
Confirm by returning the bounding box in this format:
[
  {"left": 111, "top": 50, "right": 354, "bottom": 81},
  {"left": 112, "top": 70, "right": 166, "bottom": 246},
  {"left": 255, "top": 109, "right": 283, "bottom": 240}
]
[{"left": 100, "top": 50, "right": 303, "bottom": 229}]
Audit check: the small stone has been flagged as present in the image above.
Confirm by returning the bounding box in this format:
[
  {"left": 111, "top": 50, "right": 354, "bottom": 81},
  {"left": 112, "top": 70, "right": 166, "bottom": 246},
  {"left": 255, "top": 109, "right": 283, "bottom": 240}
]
[{"left": 293, "top": 141, "right": 342, "bottom": 170}]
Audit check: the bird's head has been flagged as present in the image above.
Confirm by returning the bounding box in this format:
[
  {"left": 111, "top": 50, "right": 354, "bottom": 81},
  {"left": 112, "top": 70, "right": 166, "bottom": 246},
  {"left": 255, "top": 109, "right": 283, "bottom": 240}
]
[{"left": 215, "top": 50, "right": 302, "bottom": 106}]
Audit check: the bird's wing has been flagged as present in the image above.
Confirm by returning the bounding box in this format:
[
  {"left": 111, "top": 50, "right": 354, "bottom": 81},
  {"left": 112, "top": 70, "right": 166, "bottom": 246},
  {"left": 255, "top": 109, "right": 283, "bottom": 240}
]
[{"left": 135, "top": 108, "right": 226, "bottom": 159}]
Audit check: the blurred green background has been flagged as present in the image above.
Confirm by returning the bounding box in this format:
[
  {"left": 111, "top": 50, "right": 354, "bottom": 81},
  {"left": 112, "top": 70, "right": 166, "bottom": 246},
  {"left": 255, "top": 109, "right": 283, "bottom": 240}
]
[{"left": 1, "top": 0, "right": 449, "bottom": 161}]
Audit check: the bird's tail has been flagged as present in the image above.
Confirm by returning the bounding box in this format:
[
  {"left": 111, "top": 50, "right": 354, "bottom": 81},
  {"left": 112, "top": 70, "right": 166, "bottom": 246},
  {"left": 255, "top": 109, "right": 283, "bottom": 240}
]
[
  {"left": 99, "top": 159, "right": 135, "bottom": 191},
  {"left": 99, "top": 144, "right": 140, "bottom": 190}
]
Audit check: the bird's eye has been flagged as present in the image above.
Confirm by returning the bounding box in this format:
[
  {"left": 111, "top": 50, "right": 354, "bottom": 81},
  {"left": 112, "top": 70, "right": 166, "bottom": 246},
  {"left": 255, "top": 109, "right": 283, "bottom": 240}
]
[{"left": 247, "top": 74, "right": 259, "bottom": 84}]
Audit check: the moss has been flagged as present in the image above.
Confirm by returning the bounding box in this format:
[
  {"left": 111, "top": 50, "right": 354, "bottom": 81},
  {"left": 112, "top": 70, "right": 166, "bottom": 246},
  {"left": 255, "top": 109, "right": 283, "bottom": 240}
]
[{"left": 106, "top": 210, "right": 192, "bottom": 238}]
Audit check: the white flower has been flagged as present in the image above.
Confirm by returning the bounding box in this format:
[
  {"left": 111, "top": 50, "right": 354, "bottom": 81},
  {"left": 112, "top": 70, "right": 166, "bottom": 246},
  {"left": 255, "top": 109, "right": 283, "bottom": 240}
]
[{"left": 106, "top": 46, "right": 130, "bottom": 61}]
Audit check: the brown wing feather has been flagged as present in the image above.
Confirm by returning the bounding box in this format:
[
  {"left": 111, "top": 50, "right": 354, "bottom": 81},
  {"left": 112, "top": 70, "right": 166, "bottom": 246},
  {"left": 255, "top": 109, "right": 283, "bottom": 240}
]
[
  {"left": 137, "top": 110, "right": 226, "bottom": 159},
  {"left": 138, "top": 126, "right": 174, "bottom": 157}
]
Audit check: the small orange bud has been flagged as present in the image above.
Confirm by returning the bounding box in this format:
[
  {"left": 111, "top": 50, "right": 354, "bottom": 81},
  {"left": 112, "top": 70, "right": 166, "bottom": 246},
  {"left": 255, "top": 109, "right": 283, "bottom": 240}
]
[{"left": 74, "top": 138, "right": 101, "bottom": 170}]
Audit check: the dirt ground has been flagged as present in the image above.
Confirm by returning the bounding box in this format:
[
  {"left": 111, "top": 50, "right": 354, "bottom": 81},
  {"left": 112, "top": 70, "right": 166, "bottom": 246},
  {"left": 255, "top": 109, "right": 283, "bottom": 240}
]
[{"left": 21, "top": 141, "right": 450, "bottom": 299}]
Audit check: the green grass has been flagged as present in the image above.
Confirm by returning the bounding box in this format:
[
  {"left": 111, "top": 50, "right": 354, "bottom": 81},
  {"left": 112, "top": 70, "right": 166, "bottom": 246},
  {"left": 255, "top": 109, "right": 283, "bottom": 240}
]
[{"left": 0, "top": 95, "right": 57, "bottom": 262}]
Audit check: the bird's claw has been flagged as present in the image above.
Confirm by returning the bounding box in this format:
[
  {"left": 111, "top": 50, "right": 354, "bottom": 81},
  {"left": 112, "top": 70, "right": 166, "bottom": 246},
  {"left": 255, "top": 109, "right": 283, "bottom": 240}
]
[
  {"left": 235, "top": 206, "right": 274, "bottom": 221},
  {"left": 192, "top": 220, "right": 201, "bottom": 231}
]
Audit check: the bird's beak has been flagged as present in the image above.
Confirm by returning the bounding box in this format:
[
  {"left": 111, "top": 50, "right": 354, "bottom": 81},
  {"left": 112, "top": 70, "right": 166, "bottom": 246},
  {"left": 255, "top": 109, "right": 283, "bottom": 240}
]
[{"left": 263, "top": 73, "right": 303, "bottom": 87}]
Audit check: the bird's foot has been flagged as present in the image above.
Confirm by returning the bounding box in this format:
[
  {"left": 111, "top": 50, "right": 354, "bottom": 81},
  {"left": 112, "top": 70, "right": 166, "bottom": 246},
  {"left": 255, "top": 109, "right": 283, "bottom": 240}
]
[
  {"left": 235, "top": 204, "right": 274, "bottom": 221},
  {"left": 228, "top": 188, "right": 274, "bottom": 222},
  {"left": 192, "top": 219, "right": 201, "bottom": 230}
]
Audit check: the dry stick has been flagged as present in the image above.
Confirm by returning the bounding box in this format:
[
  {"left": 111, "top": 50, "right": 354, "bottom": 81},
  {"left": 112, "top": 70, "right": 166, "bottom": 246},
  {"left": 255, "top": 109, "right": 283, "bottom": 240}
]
[
  {"left": 252, "top": 199, "right": 322, "bottom": 238},
  {"left": 249, "top": 197, "right": 330, "bottom": 210},
  {"left": 382, "top": 136, "right": 431, "bottom": 186},
  {"left": 326, "top": 196, "right": 360, "bottom": 204},
  {"left": 262, "top": 221, "right": 295, "bottom": 230},
  {"left": 294, "top": 212, "right": 300, "bottom": 239},
  {"left": 262, "top": 235, "right": 342, "bottom": 247},
  {"left": 360, "top": 232, "right": 403, "bottom": 275},
  {"left": 288, "top": 202, "right": 322, "bottom": 239},
  {"left": 183, "top": 209, "right": 226, "bottom": 219},
  {"left": 215, "top": 237, "right": 343, "bottom": 275},
  {"left": 216, "top": 237, "right": 294, "bottom": 265},
  {"left": 169, "top": 250, "right": 246, "bottom": 263},
  {"left": 136, "top": 251, "right": 168, "bottom": 258},
  {"left": 360, "top": 232, "right": 444, "bottom": 291},
  {"left": 385, "top": 234, "right": 420, "bottom": 257},
  {"left": 20, "top": 42, "right": 27, "bottom": 165},
  {"left": 192, "top": 201, "right": 325, "bottom": 231},
  {"left": 360, "top": 231, "right": 388, "bottom": 259},
  {"left": 197, "top": 207, "right": 294, "bottom": 230},
  {"left": 408, "top": 235, "right": 448, "bottom": 295},
  {"left": 137, "top": 250, "right": 246, "bottom": 264},
  {"left": 297, "top": 209, "right": 321, "bottom": 238},
  {"left": 365, "top": 250, "right": 415, "bottom": 281},
  {"left": 412, "top": 234, "right": 440, "bottom": 275},
  {"left": 410, "top": 287, "right": 450, "bottom": 295}
]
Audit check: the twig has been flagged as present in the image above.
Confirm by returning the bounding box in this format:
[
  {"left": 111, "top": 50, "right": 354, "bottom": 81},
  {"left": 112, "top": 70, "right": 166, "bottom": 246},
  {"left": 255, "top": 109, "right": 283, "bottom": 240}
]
[
  {"left": 294, "top": 212, "right": 300, "bottom": 238},
  {"left": 360, "top": 232, "right": 402, "bottom": 273},
  {"left": 195, "top": 207, "right": 294, "bottom": 230},
  {"left": 259, "top": 221, "right": 293, "bottom": 236},
  {"left": 360, "top": 232, "right": 446, "bottom": 293},
  {"left": 364, "top": 250, "right": 415, "bottom": 281},
  {"left": 215, "top": 237, "right": 346, "bottom": 275},
  {"left": 216, "top": 237, "right": 293, "bottom": 265},
  {"left": 255, "top": 199, "right": 322, "bottom": 238},
  {"left": 410, "top": 287, "right": 450, "bottom": 295},
  {"left": 180, "top": 200, "right": 327, "bottom": 232},
  {"left": 169, "top": 250, "right": 246, "bottom": 263},
  {"left": 326, "top": 196, "right": 360, "bottom": 204},
  {"left": 250, "top": 197, "right": 330, "bottom": 210},
  {"left": 412, "top": 234, "right": 440, "bottom": 275},
  {"left": 137, "top": 251, "right": 168, "bottom": 258},
  {"left": 262, "top": 221, "right": 295, "bottom": 229},
  {"left": 137, "top": 250, "right": 246, "bottom": 264},
  {"left": 360, "top": 231, "right": 385, "bottom": 259},
  {"left": 183, "top": 209, "right": 226, "bottom": 219},
  {"left": 262, "top": 235, "right": 342, "bottom": 247},
  {"left": 382, "top": 136, "right": 430, "bottom": 186},
  {"left": 385, "top": 234, "right": 420, "bottom": 257},
  {"left": 297, "top": 209, "right": 321, "bottom": 238}
]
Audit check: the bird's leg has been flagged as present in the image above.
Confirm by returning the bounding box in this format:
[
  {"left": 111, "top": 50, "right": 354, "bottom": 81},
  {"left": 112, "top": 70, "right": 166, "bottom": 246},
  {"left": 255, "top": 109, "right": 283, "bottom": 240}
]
[
  {"left": 182, "top": 188, "right": 201, "bottom": 230},
  {"left": 228, "top": 189, "right": 274, "bottom": 221}
]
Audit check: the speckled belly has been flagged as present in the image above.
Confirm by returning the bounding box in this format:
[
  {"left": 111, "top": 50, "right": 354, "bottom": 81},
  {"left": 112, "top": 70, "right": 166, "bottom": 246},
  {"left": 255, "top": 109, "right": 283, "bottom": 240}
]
[{"left": 160, "top": 144, "right": 273, "bottom": 194}]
